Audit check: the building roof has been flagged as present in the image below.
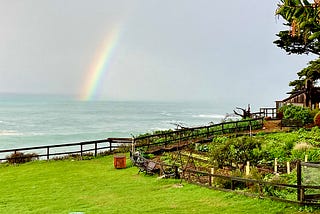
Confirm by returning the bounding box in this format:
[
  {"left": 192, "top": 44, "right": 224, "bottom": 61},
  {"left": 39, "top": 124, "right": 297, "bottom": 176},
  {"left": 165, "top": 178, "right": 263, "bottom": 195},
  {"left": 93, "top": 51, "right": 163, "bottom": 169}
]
[{"left": 282, "top": 89, "right": 306, "bottom": 102}]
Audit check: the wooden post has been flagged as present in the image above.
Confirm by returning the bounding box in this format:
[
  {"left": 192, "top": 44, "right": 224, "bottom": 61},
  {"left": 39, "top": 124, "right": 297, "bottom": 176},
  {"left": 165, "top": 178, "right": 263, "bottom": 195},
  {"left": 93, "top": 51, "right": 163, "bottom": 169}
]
[
  {"left": 164, "top": 134, "right": 167, "bottom": 147},
  {"left": 297, "top": 160, "right": 304, "bottom": 203},
  {"left": 210, "top": 168, "right": 214, "bottom": 186},
  {"left": 304, "top": 155, "right": 308, "bottom": 169},
  {"left": 159, "top": 163, "right": 164, "bottom": 176},
  {"left": 80, "top": 144, "right": 83, "bottom": 157},
  {"left": 274, "top": 158, "right": 278, "bottom": 174},
  {"left": 174, "top": 166, "right": 179, "bottom": 179},
  {"left": 231, "top": 178, "right": 234, "bottom": 190},
  {"left": 131, "top": 138, "right": 135, "bottom": 153},
  {"left": 258, "top": 183, "right": 263, "bottom": 197},
  {"left": 287, "top": 161, "right": 291, "bottom": 174},
  {"left": 47, "top": 147, "right": 50, "bottom": 160},
  {"left": 109, "top": 141, "right": 112, "bottom": 152},
  {"left": 246, "top": 161, "right": 250, "bottom": 176},
  {"left": 273, "top": 108, "right": 276, "bottom": 118},
  {"left": 95, "top": 142, "right": 98, "bottom": 157}
]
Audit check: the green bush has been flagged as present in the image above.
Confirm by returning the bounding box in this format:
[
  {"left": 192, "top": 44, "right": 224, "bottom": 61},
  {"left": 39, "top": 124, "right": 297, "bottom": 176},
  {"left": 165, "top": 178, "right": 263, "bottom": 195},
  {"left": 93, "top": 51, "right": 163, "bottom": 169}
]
[
  {"left": 290, "top": 147, "right": 320, "bottom": 162},
  {"left": 209, "top": 136, "right": 262, "bottom": 169},
  {"left": 279, "top": 105, "right": 312, "bottom": 125}
]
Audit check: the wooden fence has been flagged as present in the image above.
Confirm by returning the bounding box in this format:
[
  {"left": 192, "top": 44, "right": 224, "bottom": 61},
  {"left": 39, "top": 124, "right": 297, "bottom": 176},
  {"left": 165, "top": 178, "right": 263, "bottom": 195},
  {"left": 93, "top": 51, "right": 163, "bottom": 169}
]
[
  {"left": 133, "top": 118, "right": 264, "bottom": 153},
  {"left": 0, "top": 138, "right": 132, "bottom": 162},
  {"left": 182, "top": 160, "right": 320, "bottom": 206}
]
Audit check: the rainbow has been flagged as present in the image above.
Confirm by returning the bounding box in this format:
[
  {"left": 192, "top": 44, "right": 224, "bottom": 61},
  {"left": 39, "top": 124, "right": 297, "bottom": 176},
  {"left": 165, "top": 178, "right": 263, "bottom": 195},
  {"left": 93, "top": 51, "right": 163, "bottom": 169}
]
[{"left": 80, "top": 27, "right": 121, "bottom": 101}]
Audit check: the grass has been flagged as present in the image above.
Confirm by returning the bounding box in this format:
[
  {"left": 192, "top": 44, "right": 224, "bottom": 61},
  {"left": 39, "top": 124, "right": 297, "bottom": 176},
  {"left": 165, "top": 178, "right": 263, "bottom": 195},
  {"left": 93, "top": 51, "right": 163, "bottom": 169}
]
[{"left": 0, "top": 155, "right": 318, "bottom": 214}]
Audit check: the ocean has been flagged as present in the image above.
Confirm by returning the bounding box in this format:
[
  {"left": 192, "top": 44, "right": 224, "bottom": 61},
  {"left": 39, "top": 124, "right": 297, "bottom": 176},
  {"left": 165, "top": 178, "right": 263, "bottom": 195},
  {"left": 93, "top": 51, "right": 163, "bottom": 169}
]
[{"left": 0, "top": 94, "right": 233, "bottom": 150}]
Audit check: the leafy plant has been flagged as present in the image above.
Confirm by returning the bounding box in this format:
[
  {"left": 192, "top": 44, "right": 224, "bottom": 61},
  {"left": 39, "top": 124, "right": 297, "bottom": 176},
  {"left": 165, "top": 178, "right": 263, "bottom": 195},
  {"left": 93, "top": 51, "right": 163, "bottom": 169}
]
[
  {"left": 209, "top": 136, "right": 262, "bottom": 170},
  {"left": 6, "top": 152, "right": 38, "bottom": 164},
  {"left": 195, "top": 144, "right": 209, "bottom": 152},
  {"left": 279, "top": 105, "right": 313, "bottom": 125}
]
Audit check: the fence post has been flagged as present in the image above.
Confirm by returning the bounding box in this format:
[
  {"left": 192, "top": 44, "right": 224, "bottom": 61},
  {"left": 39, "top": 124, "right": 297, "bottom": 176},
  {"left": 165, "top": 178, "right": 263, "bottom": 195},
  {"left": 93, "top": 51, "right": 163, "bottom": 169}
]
[
  {"left": 95, "top": 142, "right": 98, "bottom": 157},
  {"left": 297, "top": 160, "right": 304, "bottom": 203},
  {"left": 272, "top": 108, "right": 275, "bottom": 118},
  {"left": 47, "top": 147, "right": 50, "bottom": 160},
  {"left": 174, "top": 166, "right": 179, "bottom": 179},
  {"left": 164, "top": 134, "right": 167, "bottom": 147},
  {"left": 131, "top": 138, "right": 135, "bottom": 153},
  {"left": 287, "top": 161, "right": 291, "bottom": 174},
  {"left": 231, "top": 178, "right": 235, "bottom": 190},
  {"left": 80, "top": 144, "right": 83, "bottom": 157},
  {"left": 147, "top": 137, "right": 150, "bottom": 150},
  {"left": 109, "top": 141, "right": 112, "bottom": 152},
  {"left": 210, "top": 168, "right": 214, "bottom": 187},
  {"left": 246, "top": 161, "right": 250, "bottom": 176}
]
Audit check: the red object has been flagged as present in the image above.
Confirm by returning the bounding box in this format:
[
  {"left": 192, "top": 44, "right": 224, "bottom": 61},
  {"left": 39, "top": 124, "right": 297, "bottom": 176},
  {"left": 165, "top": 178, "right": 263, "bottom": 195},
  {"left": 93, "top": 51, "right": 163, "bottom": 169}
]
[{"left": 114, "top": 155, "right": 126, "bottom": 169}]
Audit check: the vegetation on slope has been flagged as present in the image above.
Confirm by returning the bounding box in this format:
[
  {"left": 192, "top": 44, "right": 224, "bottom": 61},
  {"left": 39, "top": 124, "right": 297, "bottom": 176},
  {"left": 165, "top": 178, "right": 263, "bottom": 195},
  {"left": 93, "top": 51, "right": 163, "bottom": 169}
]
[{"left": 0, "top": 155, "right": 311, "bottom": 214}]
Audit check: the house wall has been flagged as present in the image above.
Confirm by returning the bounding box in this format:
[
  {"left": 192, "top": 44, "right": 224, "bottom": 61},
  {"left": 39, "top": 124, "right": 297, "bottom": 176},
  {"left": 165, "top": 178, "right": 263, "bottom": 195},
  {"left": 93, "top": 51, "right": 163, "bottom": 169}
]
[{"left": 283, "top": 94, "right": 306, "bottom": 107}]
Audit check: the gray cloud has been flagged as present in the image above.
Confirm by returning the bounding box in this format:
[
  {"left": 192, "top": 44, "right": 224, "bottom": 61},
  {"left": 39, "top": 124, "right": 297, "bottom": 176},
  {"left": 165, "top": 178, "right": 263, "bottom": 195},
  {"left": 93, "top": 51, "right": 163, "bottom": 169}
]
[{"left": 0, "top": 0, "right": 315, "bottom": 108}]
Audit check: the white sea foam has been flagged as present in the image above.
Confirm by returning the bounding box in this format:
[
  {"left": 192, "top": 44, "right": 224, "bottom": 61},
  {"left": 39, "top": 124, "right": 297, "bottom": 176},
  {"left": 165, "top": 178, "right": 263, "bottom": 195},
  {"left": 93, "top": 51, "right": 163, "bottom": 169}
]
[
  {"left": 160, "top": 111, "right": 172, "bottom": 117},
  {"left": 192, "top": 114, "right": 225, "bottom": 119},
  {"left": 150, "top": 127, "right": 170, "bottom": 131},
  {"left": 0, "top": 130, "right": 22, "bottom": 136}
]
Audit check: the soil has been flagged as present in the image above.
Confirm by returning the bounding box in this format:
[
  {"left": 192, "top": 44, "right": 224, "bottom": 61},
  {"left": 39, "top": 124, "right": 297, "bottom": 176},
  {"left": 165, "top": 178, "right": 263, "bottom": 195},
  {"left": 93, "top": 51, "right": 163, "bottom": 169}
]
[{"left": 261, "top": 119, "right": 284, "bottom": 132}]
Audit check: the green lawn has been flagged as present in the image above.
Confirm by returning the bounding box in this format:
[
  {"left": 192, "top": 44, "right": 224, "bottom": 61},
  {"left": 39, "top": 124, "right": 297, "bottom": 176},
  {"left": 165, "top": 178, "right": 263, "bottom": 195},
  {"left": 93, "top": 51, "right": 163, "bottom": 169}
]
[{"left": 0, "top": 155, "right": 317, "bottom": 214}]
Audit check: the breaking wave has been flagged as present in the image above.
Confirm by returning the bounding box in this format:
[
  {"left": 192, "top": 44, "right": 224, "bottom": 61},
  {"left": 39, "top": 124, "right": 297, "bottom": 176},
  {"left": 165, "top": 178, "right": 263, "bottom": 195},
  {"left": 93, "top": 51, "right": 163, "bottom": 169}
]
[
  {"left": 0, "top": 130, "right": 22, "bottom": 136},
  {"left": 192, "top": 114, "right": 225, "bottom": 119}
]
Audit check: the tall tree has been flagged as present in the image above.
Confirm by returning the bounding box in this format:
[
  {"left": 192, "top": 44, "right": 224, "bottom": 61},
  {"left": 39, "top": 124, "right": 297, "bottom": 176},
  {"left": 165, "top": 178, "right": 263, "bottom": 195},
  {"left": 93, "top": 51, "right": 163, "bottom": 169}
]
[
  {"left": 289, "top": 58, "right": 320, "bottom": 91},
  {"left": 274, "top": 0, "right": 320, "bottom": 56},
  {"left": 275, "top": 0, "right": 320, "bottom": 93}
]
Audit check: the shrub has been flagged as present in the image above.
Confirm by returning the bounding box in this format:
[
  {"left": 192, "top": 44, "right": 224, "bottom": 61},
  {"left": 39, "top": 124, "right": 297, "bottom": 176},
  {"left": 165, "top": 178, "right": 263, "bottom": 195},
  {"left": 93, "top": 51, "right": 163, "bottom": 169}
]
[
  {"left": 314, "top": 111, "right": 320, "bottom": 127},
  {"left": 6, "top": 152, "right": 38, "bottom": 164},
  {"left": 290, "top": 147, "right": 320, "bottom": 162},
  {"left": 279, "top": 105, "right": 312, "bottom": 125},
  {"left": 209, "top": 136, "right": 262, "bottom": 170}
]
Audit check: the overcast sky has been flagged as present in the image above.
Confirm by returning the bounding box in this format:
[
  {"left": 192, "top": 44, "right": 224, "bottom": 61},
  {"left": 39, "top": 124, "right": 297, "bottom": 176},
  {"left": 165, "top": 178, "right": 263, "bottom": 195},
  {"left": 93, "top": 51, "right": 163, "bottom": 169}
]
[{"left": 0, "top": 0, "right": 316, "bottom": 107}]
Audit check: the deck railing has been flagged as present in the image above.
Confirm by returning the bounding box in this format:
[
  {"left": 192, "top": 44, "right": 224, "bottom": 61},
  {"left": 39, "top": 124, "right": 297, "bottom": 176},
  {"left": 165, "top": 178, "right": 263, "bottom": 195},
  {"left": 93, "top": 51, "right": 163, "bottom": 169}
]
[{"left": 252, "top": 108, "right": 277, "bottom": 119}]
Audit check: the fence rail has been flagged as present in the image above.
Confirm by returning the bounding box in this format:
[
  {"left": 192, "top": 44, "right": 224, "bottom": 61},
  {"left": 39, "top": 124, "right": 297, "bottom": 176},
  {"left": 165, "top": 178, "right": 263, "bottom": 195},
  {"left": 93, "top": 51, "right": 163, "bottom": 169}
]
[
  {"left": 182, "top": 161, "right": 320, "bottom": 206},
  {"left": 133, "top": 118, "right": 264, "bottom": 152},
  {"left": 0, "top": 138, "right": 132, "bottom": 162}
]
